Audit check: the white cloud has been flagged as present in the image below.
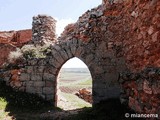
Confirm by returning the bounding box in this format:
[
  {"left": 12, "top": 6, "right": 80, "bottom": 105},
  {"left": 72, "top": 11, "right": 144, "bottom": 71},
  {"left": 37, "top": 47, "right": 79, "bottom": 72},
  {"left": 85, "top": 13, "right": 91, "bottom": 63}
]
[{"left": 56, "top": 18, "right": 75, "bottom": 36}]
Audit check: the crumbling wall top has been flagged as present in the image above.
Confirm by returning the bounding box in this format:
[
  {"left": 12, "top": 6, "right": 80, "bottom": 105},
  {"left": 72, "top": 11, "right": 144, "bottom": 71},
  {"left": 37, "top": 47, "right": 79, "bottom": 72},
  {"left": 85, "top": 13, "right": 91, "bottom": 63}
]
[{"left": 32, "top": 14, "right": 57, "bottom": 45}]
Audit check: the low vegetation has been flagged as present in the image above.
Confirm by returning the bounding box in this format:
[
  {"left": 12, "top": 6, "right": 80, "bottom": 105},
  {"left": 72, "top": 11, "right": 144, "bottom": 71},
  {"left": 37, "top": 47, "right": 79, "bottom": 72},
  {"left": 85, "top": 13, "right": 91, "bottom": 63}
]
[
  {"left": 0, "top": 98, "right": 9, "bottom": 120},
  {"left": 8, "top": 44, "right": 52, "bottom": 64},
  {"left": 21, "top": 44, "right": 51, "bottom": 59},
  {"left": 8, "top": 48, "right": 23, "bottom": 63}
]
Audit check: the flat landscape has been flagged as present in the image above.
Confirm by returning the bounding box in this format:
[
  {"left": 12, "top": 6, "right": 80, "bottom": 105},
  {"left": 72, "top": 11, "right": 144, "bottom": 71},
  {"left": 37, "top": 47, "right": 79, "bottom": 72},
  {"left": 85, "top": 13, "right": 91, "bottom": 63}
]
[{"left": 57, "top": 68, "right": 92, "bottom": 110}]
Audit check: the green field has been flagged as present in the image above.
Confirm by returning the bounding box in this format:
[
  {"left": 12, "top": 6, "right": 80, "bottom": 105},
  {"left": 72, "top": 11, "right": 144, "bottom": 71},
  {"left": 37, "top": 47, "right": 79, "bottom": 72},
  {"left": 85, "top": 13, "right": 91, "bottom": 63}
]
[
  {"left": 58, "top": 68, "right": 92, "bottom": 92},
  {"left": 58, "top": 68, "right": 92, "bottom": 85}
]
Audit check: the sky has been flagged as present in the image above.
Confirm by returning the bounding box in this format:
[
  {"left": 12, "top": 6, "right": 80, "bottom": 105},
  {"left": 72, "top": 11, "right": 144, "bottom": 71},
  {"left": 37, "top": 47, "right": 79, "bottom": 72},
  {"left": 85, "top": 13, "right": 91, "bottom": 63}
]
[{"left": 0, "top": 0, "right": 101, "bottom": 68}]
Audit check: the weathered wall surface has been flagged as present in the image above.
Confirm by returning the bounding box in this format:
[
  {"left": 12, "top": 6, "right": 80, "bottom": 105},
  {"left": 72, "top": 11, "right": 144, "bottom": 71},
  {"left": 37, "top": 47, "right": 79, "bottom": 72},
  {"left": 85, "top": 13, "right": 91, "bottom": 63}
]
[
  {"left": 0, "top": 0, "right": 159, "bottom": 115},
  {"left": 104, "top": 0, "right": 160, "bottom": 115},
  {"left": 0, "top": 29, "right": 32, "bottom": 67},
  {"left": 102, "top": 0, "right": 160, "bottom": 72},
  {"left": 0, "top": 44, "right": 16, "bottom": 67},
  {"left": 119, "top": 67, "right": 160, "bottom": 116},
  {"left": 2, "top": 16, "right": 58, "bottom": 103},
  {"left": 122, "top": 0, "right": 160, "bottom": 72},
  {"left": 0, "top": 29, "right": 32, "bottom": 46},
  {"left": 32, "top": 15, "right": 56, "bottom": 45},
  {"left": 16, "top": 30, "right": 32, "bottom": 46}
]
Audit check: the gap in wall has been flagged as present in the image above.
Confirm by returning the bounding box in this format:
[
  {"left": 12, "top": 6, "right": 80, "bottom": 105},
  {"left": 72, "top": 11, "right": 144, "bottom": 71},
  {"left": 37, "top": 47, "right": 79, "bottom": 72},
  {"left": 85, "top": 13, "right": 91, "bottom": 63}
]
[{"left": 56, "top": 57, "right": 93, "bottom": 110}]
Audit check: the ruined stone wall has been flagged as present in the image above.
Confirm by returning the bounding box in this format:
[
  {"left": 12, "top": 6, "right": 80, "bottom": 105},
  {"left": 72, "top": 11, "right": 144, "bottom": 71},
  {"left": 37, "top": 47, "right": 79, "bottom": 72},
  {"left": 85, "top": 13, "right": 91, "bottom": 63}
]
[
  {"left": 102, "top": 0, "right": 159, "bottom": 72},
  {"left": 0, "top": 44, "right": 16, "bottom": 67},
  {"left": 32, "top": 15, "right": 56, "bottom": 45},
  {"left": 1, "top": 0, "right": 159, "bottom": 115},
  {"left": 3, "top": 12, "right": 124, "bottom": 106},
  {"left": 58, "top": 3, "right": 128, "bottom": 104},
  {"left": 56, "top": 0, "right": 159, "bottom": 114},
  {"left": 2, "top": 15, "right": 57, "bottom": 103},
  {"left": 105, "top": 0, "right": 160, "bottom": 115},
  {"left": 119, "top": 67, "right": 160, "bottom": 115},
  {"left": 99, "top": 0, "right": 160, "bottom": 115},
  {"left": 16, "top": 29, "right": 32, "bottom": 46},
  {"left": 0, "top": 29, "right": 32, "bottom": 67},
  {"left": 122, "top": 0, "right": 160, "bottom": 72},
  {"left": 1, "top": 58, "right": 56, "bottom": 101},
  {"left": 0, "top": 29, "right": 31, "bottom": 46}
]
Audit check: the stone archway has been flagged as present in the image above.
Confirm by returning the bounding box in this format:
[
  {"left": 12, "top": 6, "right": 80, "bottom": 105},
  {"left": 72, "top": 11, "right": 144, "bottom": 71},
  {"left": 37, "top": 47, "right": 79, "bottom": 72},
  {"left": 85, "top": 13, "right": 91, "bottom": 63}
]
[
  {"left": 26, "top": 14, "right": 124, "bottom": 105},
  {"left": 18, "top": 12, "right": 127, "bottom": 107},
  {"left": 45, "top": 35, "right": 122, "bottom": 106},
  {"left": 47, "top": 40, "right": 96, "bottom": 106}
]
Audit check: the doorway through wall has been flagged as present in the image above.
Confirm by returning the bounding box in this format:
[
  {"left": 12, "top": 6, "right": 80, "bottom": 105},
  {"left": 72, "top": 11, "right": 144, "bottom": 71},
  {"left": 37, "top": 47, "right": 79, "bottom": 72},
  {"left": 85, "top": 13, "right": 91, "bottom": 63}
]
[{"left": 56, "top": 57, "right": 93, "bottom": 110}]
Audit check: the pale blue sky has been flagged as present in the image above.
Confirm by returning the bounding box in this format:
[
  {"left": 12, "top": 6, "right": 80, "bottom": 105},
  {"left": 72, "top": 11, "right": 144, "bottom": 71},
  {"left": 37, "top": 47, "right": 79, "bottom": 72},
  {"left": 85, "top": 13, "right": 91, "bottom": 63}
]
[
  {"left": 0, "top": 0, "right": 101, "bottom": 31},
  {"left": 0, "top": 0, "right": 101, "bottom": 68}
]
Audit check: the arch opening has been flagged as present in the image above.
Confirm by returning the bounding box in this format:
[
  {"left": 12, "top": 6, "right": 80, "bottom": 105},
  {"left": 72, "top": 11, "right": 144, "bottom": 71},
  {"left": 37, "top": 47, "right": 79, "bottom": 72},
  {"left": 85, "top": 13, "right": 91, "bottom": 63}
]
[{"left": 56, "top": 57, "right": 93, "bottom": 110}]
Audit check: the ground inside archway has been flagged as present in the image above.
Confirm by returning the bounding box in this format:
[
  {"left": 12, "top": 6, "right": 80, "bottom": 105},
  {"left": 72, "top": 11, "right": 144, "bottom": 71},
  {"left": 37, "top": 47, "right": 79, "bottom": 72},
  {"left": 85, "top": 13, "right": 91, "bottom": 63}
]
[{"left": 57, "top": 67, "right": 92, "bottom": 110}]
